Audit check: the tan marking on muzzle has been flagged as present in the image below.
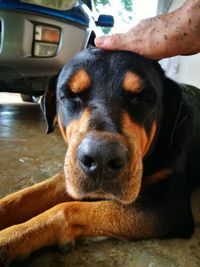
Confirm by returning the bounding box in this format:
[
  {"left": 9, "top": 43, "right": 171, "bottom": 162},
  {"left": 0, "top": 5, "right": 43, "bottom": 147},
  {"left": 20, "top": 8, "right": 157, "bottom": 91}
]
[
  {"left": 69, "top": 69, "right": 91, "bottom": 94},
  {"left": 65, "top": 109, "right": 91, "bottom": 144},
  {"left": 57, "top": 109, "right": 91, "bottom": 144},
  {"left": 122, "top": 113, "right": 156, "bottom": 157},
  {"left": 120, "top": 112, "right": 144, "bottom": 203},
  {"left": 123, "top": 72, "right": 143, "bottom": 93},
  {"left": 58, "top": 113, "right": 68, "bottom": 143},
  {"left": 64, "top": 109, "right": 92, "bottom": 199},
  {"left": 142, "top": 121, "right": 157, "bottom": 157}
]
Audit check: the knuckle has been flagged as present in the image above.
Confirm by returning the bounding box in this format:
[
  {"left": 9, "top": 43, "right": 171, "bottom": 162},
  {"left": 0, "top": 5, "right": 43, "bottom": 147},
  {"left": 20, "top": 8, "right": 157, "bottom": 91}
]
[{"left": 110, "top": 34, "right": 122, "bottom": 46}]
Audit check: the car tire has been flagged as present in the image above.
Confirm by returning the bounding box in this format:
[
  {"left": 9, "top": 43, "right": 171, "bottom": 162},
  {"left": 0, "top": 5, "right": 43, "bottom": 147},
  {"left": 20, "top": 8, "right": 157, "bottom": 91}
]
[{"left": 20, "top": 94, "right": 41, "bottom": 103}]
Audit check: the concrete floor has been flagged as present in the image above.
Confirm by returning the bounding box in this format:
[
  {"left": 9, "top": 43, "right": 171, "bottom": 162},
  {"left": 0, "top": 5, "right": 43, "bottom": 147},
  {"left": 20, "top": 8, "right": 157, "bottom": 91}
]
[{"left": 0, "top": 100, "right": 200, "bottom": 267}]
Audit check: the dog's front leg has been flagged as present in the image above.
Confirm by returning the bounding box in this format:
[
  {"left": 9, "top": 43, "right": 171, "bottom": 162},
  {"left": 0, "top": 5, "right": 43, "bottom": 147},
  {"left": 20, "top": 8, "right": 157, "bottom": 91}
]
[
  {"left": 0, "top": 200, "right": 161, "bottom": 266},
  {"left": 0, "top": 172, "right": 72, "bottom": 230}
]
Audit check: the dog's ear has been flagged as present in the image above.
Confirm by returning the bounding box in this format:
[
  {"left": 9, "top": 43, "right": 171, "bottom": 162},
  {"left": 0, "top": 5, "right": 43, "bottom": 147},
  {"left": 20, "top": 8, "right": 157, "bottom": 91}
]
[{"left": 41, "top": 75, "right": 58, "bottom": 134}]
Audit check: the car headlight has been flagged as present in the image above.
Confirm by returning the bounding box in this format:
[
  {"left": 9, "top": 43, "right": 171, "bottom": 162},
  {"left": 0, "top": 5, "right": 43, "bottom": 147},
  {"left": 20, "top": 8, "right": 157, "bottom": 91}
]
[{"left": 33, "top": 25, "right": 61, "bottom": 57}]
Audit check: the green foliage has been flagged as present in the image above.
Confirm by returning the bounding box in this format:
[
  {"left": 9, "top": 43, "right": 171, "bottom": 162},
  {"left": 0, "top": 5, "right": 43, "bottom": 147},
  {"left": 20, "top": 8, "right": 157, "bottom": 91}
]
[
  {"left": 93, "top": 0, "right": 134, "bottom": 34},
  {"left": 93, "top": 0, "right": 133, "bottom": 12},
  {"left": 93, "top": 0, "right": 109, "bottom": 13},
  {"left": 93, "top": 0, "right": 109, "bottom": 7},
  {"left": 121, "top": 0, "right": 133, "bottom": 12},
  {"left": 101, "top": 27, "right": 111, "bottom": 34}
]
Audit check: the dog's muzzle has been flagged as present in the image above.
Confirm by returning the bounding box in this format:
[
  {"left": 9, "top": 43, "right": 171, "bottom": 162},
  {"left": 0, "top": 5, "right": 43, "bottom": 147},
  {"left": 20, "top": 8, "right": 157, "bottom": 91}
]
[{"left": 77, "top": 132, "right": 128, "bottom": 180}]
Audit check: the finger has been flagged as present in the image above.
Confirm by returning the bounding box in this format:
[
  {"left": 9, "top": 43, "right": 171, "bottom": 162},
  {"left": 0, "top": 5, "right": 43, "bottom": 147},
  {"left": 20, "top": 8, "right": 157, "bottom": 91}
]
[{"left": 94, "top": 34, "right": 126, "bottom": 50}]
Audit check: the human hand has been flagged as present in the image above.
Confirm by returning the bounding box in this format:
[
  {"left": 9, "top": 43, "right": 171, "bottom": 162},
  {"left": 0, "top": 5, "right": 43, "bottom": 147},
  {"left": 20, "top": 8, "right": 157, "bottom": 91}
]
[{"left": 95, "top": 0, "right": 200, "bottom": 60}]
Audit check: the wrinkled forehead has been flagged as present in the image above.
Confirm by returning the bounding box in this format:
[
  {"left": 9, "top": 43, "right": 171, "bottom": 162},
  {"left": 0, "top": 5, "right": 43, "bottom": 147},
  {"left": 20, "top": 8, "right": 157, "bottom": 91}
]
[
  {"left": 66, "top": 48, "right": 143, "bottom": 73},
  {"left": 58, "top": 48, "right": 145, "bottom": 93},
  {"left": 57, "top": 48, "right": 163, "bottom": 94}
]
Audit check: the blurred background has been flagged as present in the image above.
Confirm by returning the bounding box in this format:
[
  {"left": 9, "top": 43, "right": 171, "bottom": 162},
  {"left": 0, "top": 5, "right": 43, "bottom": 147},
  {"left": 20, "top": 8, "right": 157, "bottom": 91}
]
[{"left": 0, "top": 0, "right": 199, "bottom": 104}]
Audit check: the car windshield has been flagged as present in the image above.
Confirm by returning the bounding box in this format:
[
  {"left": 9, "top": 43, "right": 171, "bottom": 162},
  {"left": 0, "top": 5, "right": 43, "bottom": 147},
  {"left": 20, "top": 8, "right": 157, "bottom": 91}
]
[{"left": 21, "top": 0, "right": 78, "bottom": 10}]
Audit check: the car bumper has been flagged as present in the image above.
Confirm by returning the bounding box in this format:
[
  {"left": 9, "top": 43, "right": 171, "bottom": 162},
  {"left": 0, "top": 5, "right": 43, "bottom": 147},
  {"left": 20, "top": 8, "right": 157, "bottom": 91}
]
[{"left": 0, "top": 10, "right": 90, "bottom": 79}]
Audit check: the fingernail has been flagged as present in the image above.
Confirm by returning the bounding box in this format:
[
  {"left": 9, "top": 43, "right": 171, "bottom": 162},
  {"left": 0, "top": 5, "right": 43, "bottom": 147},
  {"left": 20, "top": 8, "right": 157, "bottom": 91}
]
[{"left": 95, "top": 36, "right": 107, "bottom": 46}]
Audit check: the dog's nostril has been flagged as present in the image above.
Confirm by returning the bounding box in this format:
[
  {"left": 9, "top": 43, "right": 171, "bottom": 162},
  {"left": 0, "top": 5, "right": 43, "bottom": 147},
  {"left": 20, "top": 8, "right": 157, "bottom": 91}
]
[
  {"left": 82, "top": 155, "right": 96, "bottom": 169},
  {"left": 77, "top": 134, "right": 128, "bottom": 178},
  {"left": 108, "top": 158, "right": 125, "bottom": 171}
]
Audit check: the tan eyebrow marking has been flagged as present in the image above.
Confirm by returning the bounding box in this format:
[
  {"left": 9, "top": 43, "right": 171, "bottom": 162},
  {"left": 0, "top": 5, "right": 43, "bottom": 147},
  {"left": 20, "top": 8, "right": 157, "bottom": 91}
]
[
  {"left": 69, "top": 69, "right": 91, "bottom": 93},
  {"left": 123, "top": 71, "right": 143, "bottom": 93}
]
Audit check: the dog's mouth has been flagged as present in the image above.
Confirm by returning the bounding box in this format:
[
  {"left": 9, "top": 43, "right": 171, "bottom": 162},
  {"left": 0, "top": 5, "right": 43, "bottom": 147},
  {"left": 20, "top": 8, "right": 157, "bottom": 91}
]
[
  {"left": 64, "top": 131, "right": 143, "bottom": 205},
  {"left": 64, "top": 164, "right": 143, "bottom": 205}
]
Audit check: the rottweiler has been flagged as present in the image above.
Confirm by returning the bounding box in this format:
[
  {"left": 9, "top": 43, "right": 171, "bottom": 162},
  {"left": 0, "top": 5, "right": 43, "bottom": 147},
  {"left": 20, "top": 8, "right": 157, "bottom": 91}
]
[{"left": 0, "top": 48, "right": 200, "bottom": 266}]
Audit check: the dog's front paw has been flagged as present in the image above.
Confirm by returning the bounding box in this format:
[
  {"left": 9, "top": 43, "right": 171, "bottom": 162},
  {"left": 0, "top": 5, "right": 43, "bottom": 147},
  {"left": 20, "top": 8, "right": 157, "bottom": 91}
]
[
  {"left": 0, "top": 226, "right": 31, "bottom": 267},
  {"left": 0, "top": 234, "right": 14, "bottom": 267}
]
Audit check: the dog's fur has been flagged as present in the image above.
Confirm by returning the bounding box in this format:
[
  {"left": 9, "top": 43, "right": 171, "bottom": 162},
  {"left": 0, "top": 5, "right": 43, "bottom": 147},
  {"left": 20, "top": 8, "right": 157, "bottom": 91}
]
[{"left": 0, "top": 48, "right": 200, "bottom": 266}]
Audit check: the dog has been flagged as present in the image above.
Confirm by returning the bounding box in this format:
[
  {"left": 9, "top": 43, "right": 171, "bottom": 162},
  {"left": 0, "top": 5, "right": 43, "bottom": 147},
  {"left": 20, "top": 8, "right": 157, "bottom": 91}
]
[{"left": 0, "top": 47, "right": 200, "bottom": 266}]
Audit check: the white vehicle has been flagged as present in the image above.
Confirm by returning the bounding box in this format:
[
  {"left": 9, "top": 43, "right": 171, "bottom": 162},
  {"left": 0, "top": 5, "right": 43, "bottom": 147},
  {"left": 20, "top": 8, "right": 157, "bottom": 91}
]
[{"left": 0, "top": 0, "right": 114, "bottom": 102}]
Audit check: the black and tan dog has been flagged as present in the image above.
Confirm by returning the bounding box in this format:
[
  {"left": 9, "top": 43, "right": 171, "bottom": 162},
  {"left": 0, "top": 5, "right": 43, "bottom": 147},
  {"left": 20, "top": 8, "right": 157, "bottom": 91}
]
[{"left": 0, "top": 48, "right": 200, "bottom": 265}]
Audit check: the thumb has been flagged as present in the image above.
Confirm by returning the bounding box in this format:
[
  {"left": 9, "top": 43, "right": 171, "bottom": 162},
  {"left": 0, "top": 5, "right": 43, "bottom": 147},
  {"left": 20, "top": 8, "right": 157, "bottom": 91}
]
[{"left": 94, "top": 33, "right": 125, "bottom": 50}]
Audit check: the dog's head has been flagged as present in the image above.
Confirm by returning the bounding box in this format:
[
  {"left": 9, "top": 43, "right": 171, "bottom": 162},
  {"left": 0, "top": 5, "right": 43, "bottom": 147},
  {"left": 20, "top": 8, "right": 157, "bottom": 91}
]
[{"left": 41, "top": 48, "right": 168, "bottom": 204}]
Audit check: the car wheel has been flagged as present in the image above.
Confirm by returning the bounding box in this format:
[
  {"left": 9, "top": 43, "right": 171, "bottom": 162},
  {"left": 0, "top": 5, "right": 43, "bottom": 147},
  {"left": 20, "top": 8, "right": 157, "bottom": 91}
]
[{"left": 20, "top": 94, "right": 41, "bottom": 103}]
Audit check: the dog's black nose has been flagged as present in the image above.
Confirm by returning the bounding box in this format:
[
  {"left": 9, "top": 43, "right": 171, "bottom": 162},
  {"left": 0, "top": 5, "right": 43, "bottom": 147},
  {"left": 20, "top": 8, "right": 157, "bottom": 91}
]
[{"left": 77, "top": 133, "right": 128, "bottom": 179}]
